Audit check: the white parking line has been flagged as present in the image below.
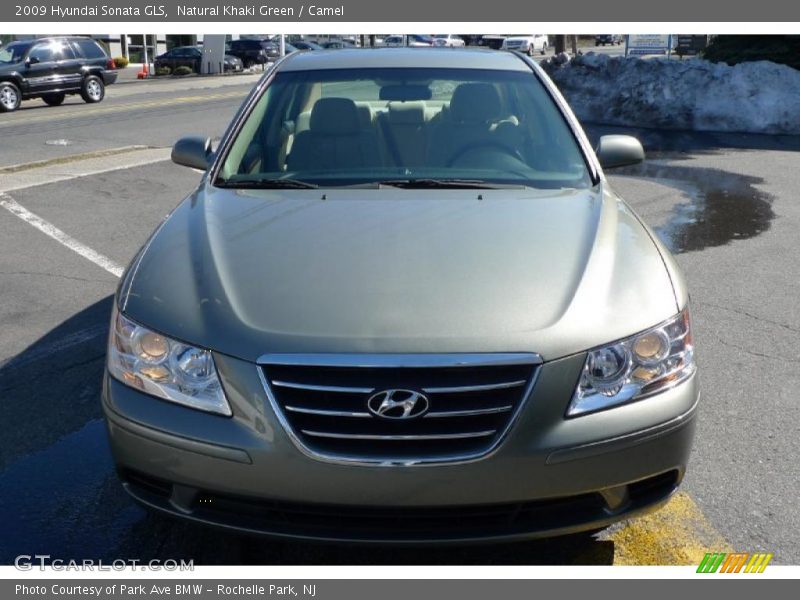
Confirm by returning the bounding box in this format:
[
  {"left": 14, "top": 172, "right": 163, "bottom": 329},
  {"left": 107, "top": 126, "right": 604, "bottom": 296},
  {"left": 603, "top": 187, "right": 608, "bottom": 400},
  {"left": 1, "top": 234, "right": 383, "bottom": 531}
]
[{"left": 0, "top": 192, "right": 123, "bottom": 277}]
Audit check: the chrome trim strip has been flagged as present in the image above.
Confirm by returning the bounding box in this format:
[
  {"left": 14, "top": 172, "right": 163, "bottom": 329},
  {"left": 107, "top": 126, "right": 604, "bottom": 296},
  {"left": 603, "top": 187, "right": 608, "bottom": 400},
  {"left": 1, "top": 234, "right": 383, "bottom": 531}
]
[
  {"left": 422, "top": 380, "right": 526, "bottom": 394},
  {"left": 272, "top": 380, "right": 375, "bottom": 394},
  {"left": 284, "top": 405, "right": 372, "bottom": 418},
  {"left": 424, "top": 405, "right": 513, "bottom": 418},
  {"left": 103, "top": 400, "right": 252, "bottom": 464},
  {"left": 300, "top": 430, "right": 496, "bottom": 441},
  {"left": 256, "top": 355, "right": 541, "bottom": 467},
  {"left": 258, "top": 353, "right": 542, "bottom": 368}
]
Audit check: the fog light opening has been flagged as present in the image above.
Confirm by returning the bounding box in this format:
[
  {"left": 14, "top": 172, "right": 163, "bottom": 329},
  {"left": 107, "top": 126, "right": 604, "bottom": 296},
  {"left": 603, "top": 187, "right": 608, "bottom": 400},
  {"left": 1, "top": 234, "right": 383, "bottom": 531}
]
[
  {"left": 169, "top": 483, "right": 199, "bottom": 514},
  {"left": 599, "top": 484, "right": 631, "bottom": 513}
]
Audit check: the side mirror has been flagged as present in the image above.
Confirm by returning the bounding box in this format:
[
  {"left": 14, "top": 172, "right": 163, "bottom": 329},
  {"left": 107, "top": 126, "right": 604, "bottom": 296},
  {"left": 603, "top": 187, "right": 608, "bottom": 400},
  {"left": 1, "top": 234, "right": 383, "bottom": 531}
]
[
  {"left": 171, "top": 136, "right": 213, "bottom": 171},
  {"left": 596, "top": 135, "right": 645, "bottom": 169},
  {"left": 26, "top": 56, "right": 40, "bottom": 66}
]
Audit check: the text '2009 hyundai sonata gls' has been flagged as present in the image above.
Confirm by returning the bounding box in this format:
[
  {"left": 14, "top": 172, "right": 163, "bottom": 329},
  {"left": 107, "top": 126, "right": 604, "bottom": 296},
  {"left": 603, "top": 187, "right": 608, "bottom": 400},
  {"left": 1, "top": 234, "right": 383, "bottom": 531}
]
[{"left": 103, "top": 48, "right": 699, "bottom": 543}]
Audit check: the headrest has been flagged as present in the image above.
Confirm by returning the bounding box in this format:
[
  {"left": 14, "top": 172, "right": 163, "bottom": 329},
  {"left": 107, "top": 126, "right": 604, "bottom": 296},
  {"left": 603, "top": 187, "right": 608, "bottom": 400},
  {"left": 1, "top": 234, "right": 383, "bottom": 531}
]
[
  {"left": 387, "top": 101, "right": 426, "bottom": 125},
  {"left": 310, "top": 98, "right": 361, "bottom": 135},
  {"left": 449, "top": 83, "right": 501, "bottom": 123},
  {"left": 355, "top": 103, "right": 374, "bottom": 129}
]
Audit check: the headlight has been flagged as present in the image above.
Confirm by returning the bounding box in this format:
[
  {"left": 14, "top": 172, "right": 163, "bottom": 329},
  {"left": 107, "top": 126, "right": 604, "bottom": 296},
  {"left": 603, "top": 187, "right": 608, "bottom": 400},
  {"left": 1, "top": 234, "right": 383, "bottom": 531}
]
[
  {"left": 567, "top": 308, "right": 695, "bottom": 417},
  {"left": 107, "top": 305, "right": 231, "bottom": 416}
]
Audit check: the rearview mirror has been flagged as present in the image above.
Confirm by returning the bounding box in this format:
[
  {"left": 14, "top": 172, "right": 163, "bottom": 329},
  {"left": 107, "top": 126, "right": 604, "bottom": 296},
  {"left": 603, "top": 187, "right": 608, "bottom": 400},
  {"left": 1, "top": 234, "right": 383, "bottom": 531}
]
[
  {"left": 596, "top": 135, "right": 645, "bottom": 169},
  {"left": 171, "top": 136, "right": 213, "bottom": 171}
]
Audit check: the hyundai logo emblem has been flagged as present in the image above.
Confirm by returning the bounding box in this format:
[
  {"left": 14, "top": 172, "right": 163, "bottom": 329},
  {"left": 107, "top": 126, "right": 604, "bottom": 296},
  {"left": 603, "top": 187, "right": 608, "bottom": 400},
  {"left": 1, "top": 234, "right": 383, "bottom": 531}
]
[{"left": 367, "top": 389, "right": 430, "bottom": 419}]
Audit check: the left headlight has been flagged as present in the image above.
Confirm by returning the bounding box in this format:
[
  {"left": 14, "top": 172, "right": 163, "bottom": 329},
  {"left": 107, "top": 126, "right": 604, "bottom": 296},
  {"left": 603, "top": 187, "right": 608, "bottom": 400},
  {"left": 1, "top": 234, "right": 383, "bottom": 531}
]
[
  {"left": 567, "top": 308, "right": 696, "bottom": 417},
  {"left": 107, "top": 305, "right": 231, "bottom": 416}
]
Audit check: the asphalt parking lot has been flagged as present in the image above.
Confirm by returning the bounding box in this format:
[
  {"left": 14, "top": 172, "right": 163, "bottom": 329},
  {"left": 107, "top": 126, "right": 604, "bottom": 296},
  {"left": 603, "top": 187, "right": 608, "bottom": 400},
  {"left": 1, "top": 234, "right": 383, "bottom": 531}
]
[{"left": 0, "top": 72, "right": 798, "bottom": 565}]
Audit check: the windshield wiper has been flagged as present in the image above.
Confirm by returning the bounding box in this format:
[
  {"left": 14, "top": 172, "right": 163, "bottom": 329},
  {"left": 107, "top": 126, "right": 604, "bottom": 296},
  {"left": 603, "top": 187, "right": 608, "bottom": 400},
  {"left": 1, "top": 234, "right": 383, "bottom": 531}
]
[
  {"left": 215, "top": 177, "right": 319, "bottom": 189},
  {"left": 377, "top": 178, "right": 521, "bottom": 190}
]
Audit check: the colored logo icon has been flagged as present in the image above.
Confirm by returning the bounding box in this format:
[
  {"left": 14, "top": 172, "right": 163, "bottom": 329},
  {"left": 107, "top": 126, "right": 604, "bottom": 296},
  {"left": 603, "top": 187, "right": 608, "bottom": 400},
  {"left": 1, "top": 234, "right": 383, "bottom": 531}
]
[{"left": 697, "top": 552, "right": 773, "bottom": 573}]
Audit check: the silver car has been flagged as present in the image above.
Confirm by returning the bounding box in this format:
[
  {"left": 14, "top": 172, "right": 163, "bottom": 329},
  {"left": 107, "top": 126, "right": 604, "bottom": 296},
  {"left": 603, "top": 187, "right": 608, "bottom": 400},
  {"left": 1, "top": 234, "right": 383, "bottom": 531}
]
[{"left": 103, "top": 48, "right": 698, "bottom": 543}]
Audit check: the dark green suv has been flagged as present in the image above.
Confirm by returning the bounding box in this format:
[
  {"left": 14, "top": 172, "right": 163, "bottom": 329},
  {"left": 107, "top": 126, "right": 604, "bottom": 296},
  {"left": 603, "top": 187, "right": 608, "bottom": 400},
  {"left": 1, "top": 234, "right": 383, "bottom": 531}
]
[{"left": 0, "top": 36, "right": 118, "bottom": 112}]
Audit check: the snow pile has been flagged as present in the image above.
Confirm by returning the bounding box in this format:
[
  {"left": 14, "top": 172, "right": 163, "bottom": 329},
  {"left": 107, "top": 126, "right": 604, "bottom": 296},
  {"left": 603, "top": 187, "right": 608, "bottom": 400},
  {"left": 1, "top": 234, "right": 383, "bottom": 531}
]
[{"left": 541, "top": 53, "right": 800, "bottom": 134}]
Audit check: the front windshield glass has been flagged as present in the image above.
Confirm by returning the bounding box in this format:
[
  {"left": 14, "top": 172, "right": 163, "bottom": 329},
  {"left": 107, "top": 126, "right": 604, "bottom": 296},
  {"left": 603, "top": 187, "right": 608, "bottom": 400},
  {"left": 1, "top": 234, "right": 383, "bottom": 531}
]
[
  {"left": 0, "top": 42, "right": 32, "bottom": 64},
  {"left": 217, "top": 67, "right": 592, "bottom": 189}
]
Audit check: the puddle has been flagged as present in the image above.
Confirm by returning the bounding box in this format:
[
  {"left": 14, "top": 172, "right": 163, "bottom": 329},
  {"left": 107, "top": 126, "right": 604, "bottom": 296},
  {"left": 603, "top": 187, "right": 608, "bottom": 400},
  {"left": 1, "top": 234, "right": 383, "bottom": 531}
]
[{"left": 614, "top": 160, "right": 775, "bottom": 254}]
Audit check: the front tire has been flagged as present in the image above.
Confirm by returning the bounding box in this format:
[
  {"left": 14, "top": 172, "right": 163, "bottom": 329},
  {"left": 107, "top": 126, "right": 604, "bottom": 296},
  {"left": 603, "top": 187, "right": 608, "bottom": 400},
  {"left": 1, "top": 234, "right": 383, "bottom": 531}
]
[
  {"left": 0, "top": 81, "right": 21, "bottom": 112},
  {"left": 80, "top": 75, "right": 104, "bottom": 103},
  {"left": 42, "top": 92, "right": 66, "bottom": 106}
]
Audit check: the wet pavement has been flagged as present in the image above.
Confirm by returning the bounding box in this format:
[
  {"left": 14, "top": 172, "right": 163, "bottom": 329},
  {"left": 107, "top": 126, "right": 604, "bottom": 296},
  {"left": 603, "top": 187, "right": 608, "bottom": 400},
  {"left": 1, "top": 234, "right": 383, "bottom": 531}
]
[
  {"left": 584, "top": 124, "right": 779, "bottom": 254},
  {"left": 615, "top": 161, "right": 774, "bottom": 254}
]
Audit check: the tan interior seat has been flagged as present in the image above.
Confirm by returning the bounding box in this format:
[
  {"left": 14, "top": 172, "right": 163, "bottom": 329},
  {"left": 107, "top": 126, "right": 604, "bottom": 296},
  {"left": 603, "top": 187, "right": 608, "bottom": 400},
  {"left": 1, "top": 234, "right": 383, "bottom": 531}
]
[
  {"left": 287, "top": 98, "right": 381, "bottom": 172},
  {"left": 425, "top": 83, "right": 503, "bottom": 167},
  {"left": 426, "top": 83, "right": 522, "bottom": 167},
  {"left": 377, "top": 101, "right": 428, "bottom": 167}
]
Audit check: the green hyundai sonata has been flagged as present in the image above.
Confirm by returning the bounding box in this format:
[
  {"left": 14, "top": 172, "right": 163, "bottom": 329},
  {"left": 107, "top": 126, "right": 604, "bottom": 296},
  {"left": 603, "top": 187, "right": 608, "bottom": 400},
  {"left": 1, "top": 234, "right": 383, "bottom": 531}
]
[{"left": 102, "top": 47, "right": 698, "bottom": 543}]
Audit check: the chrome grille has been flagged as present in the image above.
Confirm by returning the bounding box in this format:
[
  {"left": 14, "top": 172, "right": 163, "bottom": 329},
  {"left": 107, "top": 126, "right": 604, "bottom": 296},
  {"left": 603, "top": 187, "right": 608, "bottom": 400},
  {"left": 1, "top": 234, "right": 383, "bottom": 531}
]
[{"left": 259, "top": 354, "right": 540, "bottom": 465}]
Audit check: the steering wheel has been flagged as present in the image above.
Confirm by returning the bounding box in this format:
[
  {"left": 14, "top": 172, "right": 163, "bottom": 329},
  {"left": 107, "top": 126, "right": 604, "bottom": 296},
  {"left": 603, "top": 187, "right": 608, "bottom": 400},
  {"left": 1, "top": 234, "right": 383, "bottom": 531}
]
[{"left": 445, "top": 141, "right": 526, "bottom": 168}]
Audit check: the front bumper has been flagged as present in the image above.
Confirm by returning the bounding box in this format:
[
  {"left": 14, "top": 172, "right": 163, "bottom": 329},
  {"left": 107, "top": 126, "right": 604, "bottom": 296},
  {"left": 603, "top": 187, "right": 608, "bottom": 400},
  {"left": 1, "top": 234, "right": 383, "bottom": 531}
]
[{"left": 102, "top": 351, "right": 699, "bottom": 543}]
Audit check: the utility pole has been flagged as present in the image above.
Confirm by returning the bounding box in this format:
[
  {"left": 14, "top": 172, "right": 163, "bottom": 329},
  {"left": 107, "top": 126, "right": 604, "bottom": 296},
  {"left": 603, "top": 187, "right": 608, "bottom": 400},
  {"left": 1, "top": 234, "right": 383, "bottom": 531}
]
[{"left": 554, "top": 35, "right": 566, "bottom": 54}]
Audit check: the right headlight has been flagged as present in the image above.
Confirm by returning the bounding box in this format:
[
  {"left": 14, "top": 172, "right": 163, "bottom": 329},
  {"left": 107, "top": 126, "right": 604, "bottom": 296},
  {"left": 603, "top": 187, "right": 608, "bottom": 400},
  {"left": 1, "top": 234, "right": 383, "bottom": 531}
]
[
  {"left": 567, "top": 308, "right": 696, "bottom": 417},
  {"left": 107, "top": 305, "right": 231, "bottom": 416}
]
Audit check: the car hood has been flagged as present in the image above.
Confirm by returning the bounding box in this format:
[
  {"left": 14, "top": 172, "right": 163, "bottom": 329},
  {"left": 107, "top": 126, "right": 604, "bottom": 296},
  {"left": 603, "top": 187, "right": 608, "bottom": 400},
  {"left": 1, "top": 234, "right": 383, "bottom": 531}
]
[{"left": 121, "top": 183, "right": 679, "bottom": 362}]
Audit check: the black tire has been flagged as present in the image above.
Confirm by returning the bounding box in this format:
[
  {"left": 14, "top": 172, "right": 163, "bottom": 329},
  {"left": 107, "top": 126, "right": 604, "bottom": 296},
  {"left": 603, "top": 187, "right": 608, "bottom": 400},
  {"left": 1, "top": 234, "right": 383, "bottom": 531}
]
[
  {"left": 42, "top": 92, "right": 66, "bottom": 106},
  {"left": 80, "top": 75, "right": 105, "bottom": 103},
  {"left": 0, "top": 81, "right": 21, "bottom": 112}
]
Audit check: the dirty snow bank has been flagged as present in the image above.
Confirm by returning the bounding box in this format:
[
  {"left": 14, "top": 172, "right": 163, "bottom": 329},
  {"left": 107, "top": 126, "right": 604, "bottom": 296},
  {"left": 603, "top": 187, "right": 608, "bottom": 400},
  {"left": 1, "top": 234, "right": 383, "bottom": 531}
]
[{"left": 540, "top": 53, "right": 800, "bottom": 134}]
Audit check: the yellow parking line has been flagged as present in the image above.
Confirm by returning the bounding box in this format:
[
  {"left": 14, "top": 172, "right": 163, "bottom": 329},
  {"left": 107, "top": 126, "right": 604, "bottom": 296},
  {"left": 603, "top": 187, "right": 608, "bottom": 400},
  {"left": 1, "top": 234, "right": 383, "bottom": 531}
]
[
  {"left": 0, "top": 90, "right": 246, "bottom": 128},
  {"left": 602, "top": 491, "right": 733, "bottom": 565}
]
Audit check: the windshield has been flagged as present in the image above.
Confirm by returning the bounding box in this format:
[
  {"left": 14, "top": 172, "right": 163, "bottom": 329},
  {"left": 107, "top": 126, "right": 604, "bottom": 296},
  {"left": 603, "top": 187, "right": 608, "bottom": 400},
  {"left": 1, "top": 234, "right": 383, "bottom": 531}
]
[
  {"left": 216, "top": 67, "right": 592, "bottom": 189},
  {"left": 0, "top": 42, "right": 32, "bottom": 64}
]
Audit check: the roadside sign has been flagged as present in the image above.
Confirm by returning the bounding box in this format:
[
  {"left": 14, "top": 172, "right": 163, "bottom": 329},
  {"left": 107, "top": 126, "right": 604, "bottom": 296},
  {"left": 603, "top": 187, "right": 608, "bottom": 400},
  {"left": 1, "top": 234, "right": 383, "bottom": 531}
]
[
  {"left": 625, "top": 34, "right": 673, "bottom": 57},
  {"left": 675, "top": 35, "right": 709, "bottom": 57}
]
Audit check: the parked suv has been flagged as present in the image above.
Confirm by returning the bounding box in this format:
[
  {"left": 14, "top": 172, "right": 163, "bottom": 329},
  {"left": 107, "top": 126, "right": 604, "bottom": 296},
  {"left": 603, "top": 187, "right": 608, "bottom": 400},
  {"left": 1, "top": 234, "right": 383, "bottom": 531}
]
[
  {"left": 595, "top": 35, "right": 624, "bottom": 46},
  {"left": 501, "top": 34, "right": 549, "bottom": 56},
  {"left": 0, "top": 36, "right": 117, "bottom": 112},
  {"left": 225, "top": 39, "right": 269, "bottom": 68},
  {"left": 225, "top": 38, "right": 296, "bottom": 67}
]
